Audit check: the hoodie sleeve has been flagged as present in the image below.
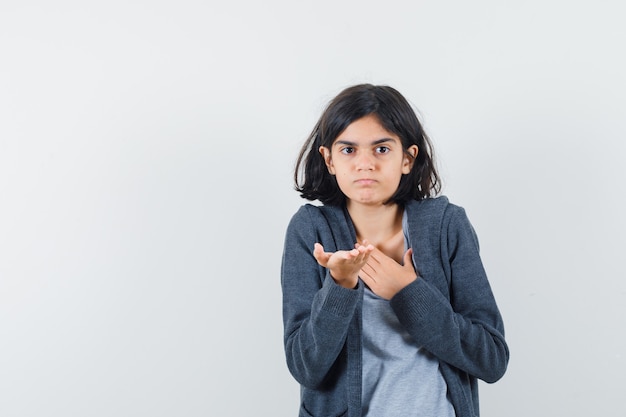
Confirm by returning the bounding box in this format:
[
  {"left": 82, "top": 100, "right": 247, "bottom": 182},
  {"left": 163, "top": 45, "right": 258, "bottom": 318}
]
[
  {"left": 390, "top": 204, "right": 509, "bottom": 383},
  {"left": 281, "top": 205, "right": 362, "bottom": 388}
]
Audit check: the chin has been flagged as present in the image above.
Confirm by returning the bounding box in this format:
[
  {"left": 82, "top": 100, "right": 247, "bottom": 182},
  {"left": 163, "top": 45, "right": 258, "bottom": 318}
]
[{"left": 354, "top": 198, "right": 385, "bottom": 206}]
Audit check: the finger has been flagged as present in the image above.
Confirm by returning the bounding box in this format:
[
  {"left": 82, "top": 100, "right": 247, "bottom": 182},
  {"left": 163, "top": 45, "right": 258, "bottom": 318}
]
[
  {"left": 313, "top": 243, "right": 330, "bottom": 266},
  {"left": 356, "top": 245, "right": 374, "bottom": 264},
  {"left": 403, "top": 248, "right": 414, "bottom": 267},
  {"left": 362, "top": 261, "right": 377, "bottom": 275},
  {"left": 368, "top": 252, "right": 382, "bottom": 265},
  {"left": 354, "top": 242, "right": 368, "bottom": 251},
  {"left": 362, "top": 273, "right": 376, "bottom": 284},
  {"left": 359, "top": 267, "right": 376, "bottom": 283},
  {"left": 358, "top": 240, "right": 375, "bottom": 252}
]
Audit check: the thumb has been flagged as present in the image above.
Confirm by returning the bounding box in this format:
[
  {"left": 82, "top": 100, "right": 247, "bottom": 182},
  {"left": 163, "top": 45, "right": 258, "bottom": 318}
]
[
  {"left": 313, "top": 243, "right": 330, "bottom": 267},
  {"left": 403, "top": 247, "right": 414, "bottom": 267}
]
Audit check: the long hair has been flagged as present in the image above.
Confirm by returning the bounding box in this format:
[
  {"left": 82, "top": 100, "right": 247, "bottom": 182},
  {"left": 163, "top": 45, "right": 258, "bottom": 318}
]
[{"left": 294, "top": 84, "right": 440, "bottom": 206}]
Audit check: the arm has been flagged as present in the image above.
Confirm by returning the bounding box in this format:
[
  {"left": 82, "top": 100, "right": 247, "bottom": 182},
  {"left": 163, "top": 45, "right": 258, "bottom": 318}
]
[
  {"left": 281, "top": 206, "right": 363, "bottom": 388},
  {"left": 390, "top": 205, "right": 509, "bottom": 383}
]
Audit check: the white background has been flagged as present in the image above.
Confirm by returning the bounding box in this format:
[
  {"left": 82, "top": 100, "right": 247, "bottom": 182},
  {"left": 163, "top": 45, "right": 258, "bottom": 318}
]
[{"left": 1, "top": 1, "right": 625, "bottom": 416}]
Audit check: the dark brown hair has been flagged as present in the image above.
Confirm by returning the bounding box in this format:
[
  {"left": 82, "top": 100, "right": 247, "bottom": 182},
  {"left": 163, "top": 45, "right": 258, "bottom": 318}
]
[{"left": 294, "top": 84, "right": 440, "bottom": 206}]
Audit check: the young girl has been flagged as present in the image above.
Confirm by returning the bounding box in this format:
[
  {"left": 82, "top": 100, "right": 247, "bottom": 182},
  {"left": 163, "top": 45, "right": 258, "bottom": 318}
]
[{"left": 281, "top": 84, "right": 508, "bottom": 417}]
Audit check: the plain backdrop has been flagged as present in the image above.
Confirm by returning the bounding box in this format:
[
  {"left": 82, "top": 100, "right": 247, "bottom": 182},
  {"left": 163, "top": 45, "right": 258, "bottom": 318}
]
[{"left": 1, "top": 1, "right": 625, "bottom": 416}]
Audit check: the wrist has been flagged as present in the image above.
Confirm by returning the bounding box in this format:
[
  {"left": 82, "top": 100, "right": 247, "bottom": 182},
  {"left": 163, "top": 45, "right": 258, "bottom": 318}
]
[{"left": 330, "top": 272, "right": 359, "bottom": 289}]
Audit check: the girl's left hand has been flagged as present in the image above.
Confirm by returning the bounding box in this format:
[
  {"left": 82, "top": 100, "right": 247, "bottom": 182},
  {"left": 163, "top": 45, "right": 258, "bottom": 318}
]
[{"left": 359, "top": 244, "right": 418, "bottom": 300}]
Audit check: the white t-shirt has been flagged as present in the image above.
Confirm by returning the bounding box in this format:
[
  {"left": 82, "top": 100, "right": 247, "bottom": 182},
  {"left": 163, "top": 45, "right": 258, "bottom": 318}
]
[{"left": 361, "top": 211, "right": 456, "bottom": 416}]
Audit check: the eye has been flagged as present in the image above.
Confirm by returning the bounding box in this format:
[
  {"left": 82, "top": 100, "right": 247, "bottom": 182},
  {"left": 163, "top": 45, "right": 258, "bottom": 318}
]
[
  {"left": 375, "top": 146, "right": 390, "bottom": 154},
  {"left": 340, "top": 147, "right": 355, "bottom": 155}
]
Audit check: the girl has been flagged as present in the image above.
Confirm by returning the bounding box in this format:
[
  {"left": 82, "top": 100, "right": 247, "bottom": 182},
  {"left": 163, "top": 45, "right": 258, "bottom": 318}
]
[{"left": 281, "top": 84, "right": 508, "bottom": 417}]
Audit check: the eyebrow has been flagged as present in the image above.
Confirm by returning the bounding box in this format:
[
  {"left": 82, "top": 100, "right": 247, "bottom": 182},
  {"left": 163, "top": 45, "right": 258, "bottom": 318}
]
[{"left": 334, "top": 138, "right": 397, "bottom": 146}]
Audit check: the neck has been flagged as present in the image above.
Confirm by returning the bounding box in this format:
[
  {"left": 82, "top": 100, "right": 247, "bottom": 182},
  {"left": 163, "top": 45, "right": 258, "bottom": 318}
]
[{"left": 347, "top": 201, "right": 403, "bottom": 246}]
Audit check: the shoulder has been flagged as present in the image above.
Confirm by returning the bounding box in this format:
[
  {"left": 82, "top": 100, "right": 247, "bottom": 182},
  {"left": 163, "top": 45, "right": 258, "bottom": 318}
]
[
  {"left": 286, "top": 204, "right": 321, "bottom": 232},
  {"left": 406, "top": 195, "right": 467, "bottom": 220},
  {"left": 405, "top": 195, "right": 452, "bottom": 222},
  {"left": 289, "top": 203, "right": 342, "bottom": 224},
  {"left": 286, "top": 204, "right": 354, "bottom": 251},
  {"left": 425, "top": 197, "right": 479, "bottom": 249},
  {"left": 286, "top": 203, "right": 346, "bottom": 236},
  {"left": 404, "top": 196, "right": 476, "bottom": 242}
]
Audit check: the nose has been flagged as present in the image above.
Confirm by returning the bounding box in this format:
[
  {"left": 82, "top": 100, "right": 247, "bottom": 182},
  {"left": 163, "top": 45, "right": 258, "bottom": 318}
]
[{"left": 355, "top": 151, "right": 375, "bottom": 171}]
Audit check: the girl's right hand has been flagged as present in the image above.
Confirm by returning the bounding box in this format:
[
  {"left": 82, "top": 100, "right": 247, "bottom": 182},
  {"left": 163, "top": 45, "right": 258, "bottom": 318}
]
[{"left": 313, "top": 242, "right": 374, "bottom": 289}]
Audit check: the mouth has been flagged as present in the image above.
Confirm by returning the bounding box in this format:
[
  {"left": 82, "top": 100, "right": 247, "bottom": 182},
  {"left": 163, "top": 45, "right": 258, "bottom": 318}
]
[{"left": 354, "top": 178, "right": 376, "bottom": 185}]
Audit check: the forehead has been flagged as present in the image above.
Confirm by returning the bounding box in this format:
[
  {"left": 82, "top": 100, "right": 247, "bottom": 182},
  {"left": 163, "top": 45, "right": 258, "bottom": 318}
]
[{"left": 333, "top": 114, "right": 400, "bottom": 145}]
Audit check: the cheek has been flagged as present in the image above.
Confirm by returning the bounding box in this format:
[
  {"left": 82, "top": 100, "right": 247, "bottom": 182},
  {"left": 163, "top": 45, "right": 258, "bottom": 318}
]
[
  {"left": 334, "top": 173, "right": 352, "bottom": 192},
  {"left": 335, "top": 172, "right": 349, "bottom": 184}
]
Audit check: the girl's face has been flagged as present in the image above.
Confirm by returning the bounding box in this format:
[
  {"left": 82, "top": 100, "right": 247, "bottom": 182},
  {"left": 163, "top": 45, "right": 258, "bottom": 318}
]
[{"left": 319, "top": 114, "right": 418, "bottom": 208}]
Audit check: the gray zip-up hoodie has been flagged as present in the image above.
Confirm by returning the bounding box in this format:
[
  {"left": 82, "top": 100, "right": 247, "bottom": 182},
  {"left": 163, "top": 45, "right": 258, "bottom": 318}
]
[{"left": 281, "top": 196, "right": 509, "bottom": 417}]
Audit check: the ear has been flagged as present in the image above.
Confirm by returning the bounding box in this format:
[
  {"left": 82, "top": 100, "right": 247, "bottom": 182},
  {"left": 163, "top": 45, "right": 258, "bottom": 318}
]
[
  {"left": 402, "top": 145, "right": 419, "bottom": 174},
  {"left": 319, "top": 146, "right": 335, "bottom": 175}
]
